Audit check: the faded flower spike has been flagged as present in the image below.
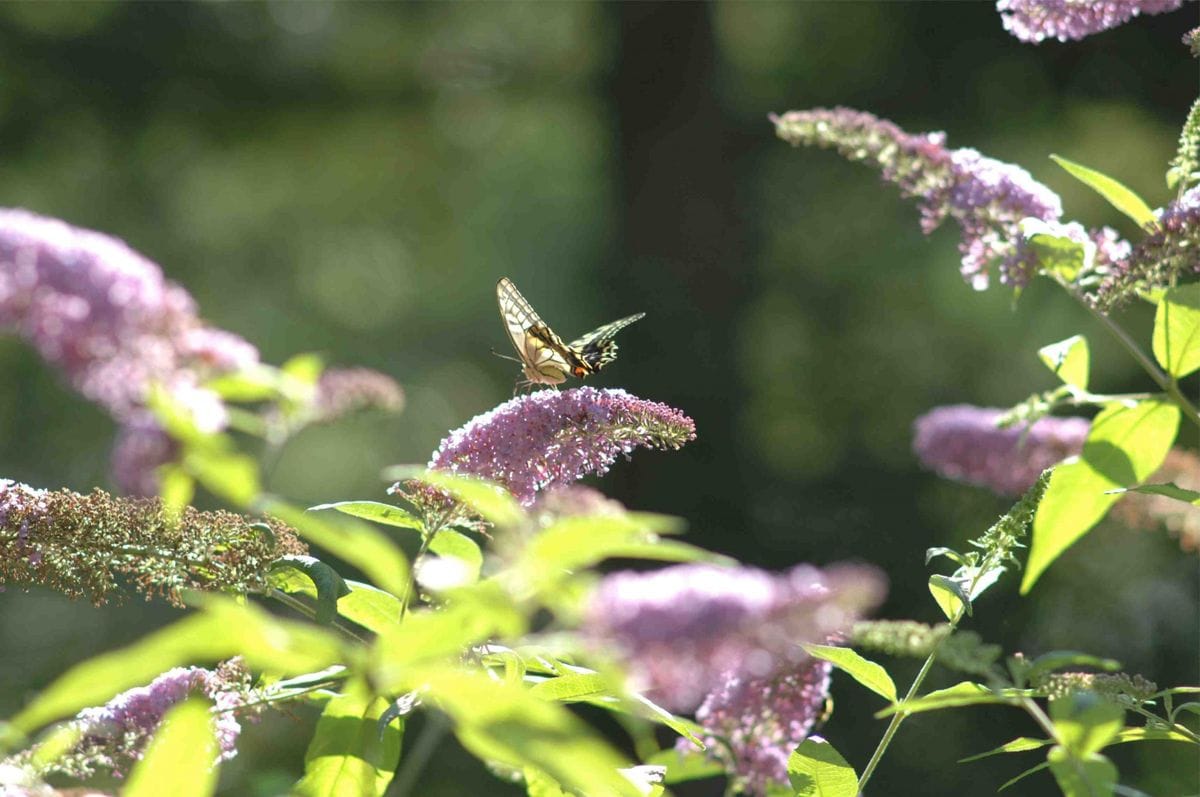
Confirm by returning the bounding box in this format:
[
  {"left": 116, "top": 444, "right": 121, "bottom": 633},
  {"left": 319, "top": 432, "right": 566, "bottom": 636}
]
[
  {"left": 583, "top": 562, "right": 885, "bottom": 712},
  {"left": 425, "top": 387, "right": 695, "bottom": 505},
  {"left": 997, "top": 0, "right": 1185, "bottom": 44},
  {"left": 913, "top": 404, "right": 1088, "bottom": 495},
  {"left": 773, "top": 107, "right": 1066, "bottom": 288},
  {"left": 680, "top": 658, "right": 832, "bottom": 797},
  {"left": 1094, "top": 187, "right": 1200, "bottom": 309},
  {"left": 0, "top": 480, "right": 306, "bottom": 605}
]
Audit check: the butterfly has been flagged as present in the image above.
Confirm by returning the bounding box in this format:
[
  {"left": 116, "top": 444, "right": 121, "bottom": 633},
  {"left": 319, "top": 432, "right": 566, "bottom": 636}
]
[{"left": 496, "top": 277, "right": 645, "bottom": 389}]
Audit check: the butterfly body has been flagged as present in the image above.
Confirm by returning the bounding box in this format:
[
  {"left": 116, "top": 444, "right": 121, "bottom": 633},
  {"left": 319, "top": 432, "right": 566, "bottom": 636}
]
[{"left": 496, "top": 277, "right": 644, "bottom": 390}]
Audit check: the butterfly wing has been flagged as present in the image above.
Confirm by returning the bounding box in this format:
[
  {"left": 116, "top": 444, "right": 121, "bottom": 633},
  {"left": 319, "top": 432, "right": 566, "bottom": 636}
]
[
  {"left": 496, "top": 277, "right": 576, "bottom": 385},
  {"left": 567, "top": 312, "right": 646, "bottom": 374}
]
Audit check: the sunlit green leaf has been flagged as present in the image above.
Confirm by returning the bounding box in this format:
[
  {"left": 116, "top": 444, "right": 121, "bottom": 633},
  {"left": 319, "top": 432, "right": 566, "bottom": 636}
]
[
  {"left": 384, "top": 466, "right": 524, "bottom": 527},
  {"left": 530, "top": 672, "right": 612, "bottom": 702},
  {"left": 428, "top": 529, "right": 484, "bottom": 583},
  {"left": 959, "top": 736, "right": 1049, "bottom": 763},
  {"left": 1115, "top": 727, "right": 1196, "bottom": 744},
  {"left": 422, "top": 667, "right": 639, "bottom": 796},
  {"left": 185, "top": 447, "right": 261, "bottom": 507},
  {"left": 877, "top": 682, "right": 1020, "bottom": 718},
  {"left": 1152, "top": 284, "right": 1200, "bottom": 378},
  {"left": 282, "top": 353, "right": 326, "bottom": 386},
  {"left": 1050, "top": 691, "right": 1123, "bottom": 757},
  {"left": 525, "top": 767, "right": 570, "bottom": 797},
  {"left": 928, "top": 574, "right": 969, "bottom": 620},
  {"left": 204, "top": 365, "right": 285, "bottom": 402},
  {"left": 1108, "top": 482, "right": 1200, "bottom": 504},
  {"left": 1022, "top": 219, "right": 1091, "bottom": 282},
  {"left": 804, "top": 644, "right": 896, "bottom": 703},
  {"left": 337, "top": 580, "right": 403, "bottom": 635},
  {"left": 787, "top": 737, "right": 858, "bottom": 797},
  {"left": 1023, "top": 400, "right": 1180, "bottom": 593},
  {"left": 1038, "top": 335, "right": 1090, "bottom": 390},
  {"left": 158, "top": 464, "right": 194, "bottom": 522},
  {"left": 1051, "top": 155, "right": 1157, "bottom": 229},
  {"left": 1047, "top": 747, "right": 1117, "bottom": 797},
  {"left": 310, "top": 500, "right": 424, "bottom": 533},
  {"left": 124, "top": 699, "right": 218, "bottom": 797},
  {"left": 294, "top": 684, "right": 404, "bottom": 797},
  {"left": 269, "top": 499, "right": 409, "bottom": 596}
]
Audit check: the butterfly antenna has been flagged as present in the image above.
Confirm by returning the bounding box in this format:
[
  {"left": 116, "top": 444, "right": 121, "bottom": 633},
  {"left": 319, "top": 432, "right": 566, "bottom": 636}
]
[{"left": 490, "top": 347, "right": 523, "bottom": 364}]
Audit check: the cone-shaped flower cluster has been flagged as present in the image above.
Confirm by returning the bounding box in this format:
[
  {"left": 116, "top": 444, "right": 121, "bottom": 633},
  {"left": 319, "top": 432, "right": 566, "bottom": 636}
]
[
  {"left": 583, "top": 562, "right": 885, "bottom": 712},
  {"left": 1094, "top": 187, "right": 1200, "bottom": 309},
  {"left": 680, "top": 659, "right": 832, "bottom": 797},
  {"left": 997, "top": 0, "right": 1184, "bottom": 44},
  {"left": 425, "top": 387, "right": 696, "bottom": 505},
  {"left": 0, "top": 479, "right": 306, "bottom": 605},
  {"left": 913, "top": 404, "right": 1088, "bottom": 495}
]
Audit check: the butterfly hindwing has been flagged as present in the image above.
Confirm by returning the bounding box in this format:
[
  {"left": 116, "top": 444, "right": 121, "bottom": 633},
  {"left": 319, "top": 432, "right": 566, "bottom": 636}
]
[{"left": 568, "top": 313, "right": 647, "bottom": 373}]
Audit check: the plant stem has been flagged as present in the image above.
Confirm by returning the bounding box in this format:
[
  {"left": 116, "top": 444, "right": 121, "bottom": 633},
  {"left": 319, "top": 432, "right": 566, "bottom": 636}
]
[
  {"left": 856, "top": 647, "right": 940, "bottom": 790},
  {"left": 399, "top": 530, "right": 437, "bottom": 621},
  {"left": 269, "top": 588, "right": 366, "bottom": 644},
  {"left": 1071, "top": 288, "right": 1200, "bottom": 430}
]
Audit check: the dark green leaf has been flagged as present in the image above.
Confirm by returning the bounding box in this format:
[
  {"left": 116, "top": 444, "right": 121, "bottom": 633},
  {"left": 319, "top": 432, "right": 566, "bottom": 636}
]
[
  {"left": 1028, "top": 651, "right": 1121, "bottom": 683},
  {"left": 1153, "top": 284, "right": 1200, "bottom": 378},
  {"left": 804, "top": 644, "right": 897, "bottom": 703},
  {"left": 1051, "top": 155, "right": 1157, "bottom": 229},
  {"left": 270, "top": 556, "right": 350, "bottom": 626},
  {"left": 124, "top": 699, "right": 218, "bottom": 797},
  {"left": 787, "top": 737, "right": 858, "bottom": 797},
  {"left": 998, "top": 761, "right": 1050, "bottom": 791},
  {"left": 294, "top": 684, "right": 404, "bottom": 797},
  {"left": 1023, "top": 400, "right": 1180, "bottom": 593},
  {"left": 959, "top": 737, "right": 1049, "bottom": 763}
]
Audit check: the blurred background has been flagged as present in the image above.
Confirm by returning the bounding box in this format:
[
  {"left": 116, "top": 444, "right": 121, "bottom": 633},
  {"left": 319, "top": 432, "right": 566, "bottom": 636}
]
[{"left": 0, "top": 3, "right": 1196, "bottom": 795}]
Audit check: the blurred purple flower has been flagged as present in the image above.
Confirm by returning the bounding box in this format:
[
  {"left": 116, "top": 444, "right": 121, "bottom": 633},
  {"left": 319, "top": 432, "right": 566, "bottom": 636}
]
[
  {"left": 531, "top": 485, "right": 627, "bottom": 524},
  {"left": 1094, "top": 187, "right": 1200, "bottom": 308},
  {"left": 772, "top": 108, "right": 1064, "bottom": 288},
  {"left": 997, "top": 0, "right": 1185, "bottom": 43},
  {"left": 0, "top": 209, "right": 259, "bottom": 494},
  {"left": 1186, "top": 26, "right": 1200, "bottom": 55},
  {"left": 680, "top": 658, "right": 832, "bottom": 796},
  {"left": 311, "top": 367, "right": 404, "bottom": 422},
  {"left": 425, "top": 387, "right": 695, "bottom": 505},
  {"left": 583, "top": 562, "right": 884, "bottom": 712},
  {"left": 61, "top": 661, "right": 255, "bottom": 778},
  {"left": 913, "top": 404, "right": 1089, "bottom": 495}
]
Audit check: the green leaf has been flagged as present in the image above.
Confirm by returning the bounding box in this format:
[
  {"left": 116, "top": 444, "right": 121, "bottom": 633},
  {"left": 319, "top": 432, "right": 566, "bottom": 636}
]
[
  {"left": 337, "top": 580, "right": 403, "bottom": 635},
  {"left": 385, "top": 466, "right": 524, "bottom": 528},
  {"left": 1152, "top": 284, "right": 1200, "bottom": 378},
  {"left": 1047, "top": 747, "right": 1117, "bottom": 797},
  {"left": 530, "top": 673, "right": 612, "bottom": 702},
  {"left": 1115, "top": 727, "right": 1196, "bottom": 744},
  {"left": 998, "top": 761, "right": 1050, "bottom": 791},
  {"left": 787, "top": 737, "right": 858, "bottom": 797},
  {"left": 269, "top": 499, "right": 410, "bottom": 597},
  {"left": 928, "top": 574, "right": 971, "bottom": 620},
  {"left": 184, "top": 447, "right": 261, "bottom": 507},
  {"left": 525, "top": 767, "right": 570, "bottom": 797},
  {"left": 1039, "top": 335, "right": 1090, "bottom": 390},
  {"left": 1022, "top": 400, "right": 1180, "bottom": 593},
  {"left": 310, "top": 500, "right": 424, "bottom": 533},
  {"left": 294, "top": 684, "right": 404, "bottom": 797},
  {"left": 282, "top": 353, "right": 326, "bottom": 386},
  {"left": 204, "top": 365, "right": 286, "bottom": 402},
  {"left": 1051, "top": 154, "right": 1157, "bottom": 229},
  {"left": 124, "top": 699, "right": 218, "bottom": 797},
  {"left": 158, "top": 465, "right": 195, "bottom": 522},
  {"left": 271, "top": 556, "right": 351, "bottom": 626},
  {"left": 644, "top": 748, "right": 724, "bottom": 784},
  {"left": 877, "top": 682, "right": 1020, "bottom": 718},
  {"left": 1109, "top": 481, "right": 1200, "bottom": 504},
  {"left": 925, "top": 547, "right": 966, "bottom": 566},
  {"left": 959, "top": 737, "right": 1049, "bottom": 763},
  {"left": 423, "top": 667, "right": 640, "bottom": 797},
  {"left": 1022, "top": 219, "right": 1091, "bottom": 282},
  {"left": 1050, "top": 691, "right": 1124, "bottom": 757},
  {"left": 803, "top": 644, "right": 897, "bottom": 703},
  {"left": 428, "top": 529, "right": 484, "bottom": 583}
]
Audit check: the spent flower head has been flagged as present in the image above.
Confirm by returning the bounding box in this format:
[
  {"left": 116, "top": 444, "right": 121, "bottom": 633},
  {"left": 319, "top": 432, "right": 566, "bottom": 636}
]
[
  {"left": 680, "top": 659, "right": 832, "bottom": 797},
  {"left": 583, "top": 562, "right": 885, "bottom": 711},
  {"left": 1093, "top": 187, "right": 1200, "bottom": 309},
  {"left": 997, "top": 0, "right": 1185, "bottom": 43},
  {"left": 0, "top": 479, "right": 306, "bottom": 605},
  {"left": 772, "top": 108, "right": 1065, "bottom": 288},
  {"left": 423, "top": 387, "right": 695, "bottom": 505},
  {"left": 913, "top": 404, "right": 1087, "bottom": 495}
]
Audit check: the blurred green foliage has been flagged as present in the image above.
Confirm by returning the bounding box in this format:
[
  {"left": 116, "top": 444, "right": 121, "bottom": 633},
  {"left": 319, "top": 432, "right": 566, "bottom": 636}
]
[{"left": 0, "top": 3, "right": 1195, "bottom": 795}]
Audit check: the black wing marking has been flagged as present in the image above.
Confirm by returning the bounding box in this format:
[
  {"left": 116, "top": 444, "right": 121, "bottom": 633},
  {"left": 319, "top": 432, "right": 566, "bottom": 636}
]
[{"left": 567, "top": 312, "right": 646, "bottom": 372}]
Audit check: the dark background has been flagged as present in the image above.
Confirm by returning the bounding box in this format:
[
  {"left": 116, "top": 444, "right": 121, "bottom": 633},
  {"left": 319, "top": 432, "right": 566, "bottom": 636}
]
[{"left": 0, "top": 3, "right": 1196, "bottom": 795}]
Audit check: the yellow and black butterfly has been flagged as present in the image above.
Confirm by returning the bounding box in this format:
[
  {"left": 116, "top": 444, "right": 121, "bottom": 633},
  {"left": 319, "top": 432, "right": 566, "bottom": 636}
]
[{"left": 496, "top": 277, "right": 645, "bottom": 389}]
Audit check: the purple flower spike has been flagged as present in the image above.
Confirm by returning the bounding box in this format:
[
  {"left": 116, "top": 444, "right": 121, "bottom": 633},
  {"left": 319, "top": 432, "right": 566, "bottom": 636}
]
[
  {"left": 997, "top": 0, "right": 1185, "bottom": 44},
  {"left": 1094, "top": 187, "right": 1200, "bottom": 308},
  {"left": 913, "top": 404, "right": 1089, "bottom": 495},
  {"left": 583, "top": 562, "right": 885, "bottom": 712},
  {"left": 772, "top": 108, "right": 1063, "bottom": 288},
  {"left": 680, "top": 659, "right": 833, "bottom": 797},
  {"left": 427, "top": 387, "right": 695, "bottom": 505}
]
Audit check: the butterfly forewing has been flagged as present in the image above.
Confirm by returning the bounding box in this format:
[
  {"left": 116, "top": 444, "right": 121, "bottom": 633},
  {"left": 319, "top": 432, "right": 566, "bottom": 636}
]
[{"left": 568, "top": 313, "right": 647, "bottom": 372}]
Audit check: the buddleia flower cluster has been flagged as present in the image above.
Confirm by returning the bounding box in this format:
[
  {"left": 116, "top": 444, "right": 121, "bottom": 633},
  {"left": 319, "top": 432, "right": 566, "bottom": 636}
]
[
  {"left": 912, "top": 404, "right": 1087, "bottom": 495},
  {"left": 852, "top": 621, "right": 1003, "bottom": 678},
  {"left": 996, "top": 0, "right": 1186, "bottom": 43},
  {"left": 418, "top": 387, "right": 696, "bottom": 505},
  {"left": 582, "top": 562, "right": 885, "bottom": 712},
  {"left": 680, "top": 658, "right": 833, "bottom": 796},
  {"left": 1093, "top": 187, "right": 1200, "bottom": 309},
  {"left": 1032, "top": 670, "right": 1159, "bottom": 703},
  {"left": 0, "top": 209, "right": 259, "bottom": 494},
  {"left": 2, "top": 660, "right": 257, "bottom": 783},
  {"left": 0, "top": 480, "right": 306, "bottom": 605}
]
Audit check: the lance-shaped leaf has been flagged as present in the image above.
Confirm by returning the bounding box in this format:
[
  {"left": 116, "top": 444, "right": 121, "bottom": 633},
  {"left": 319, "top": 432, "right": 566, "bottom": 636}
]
[
  {"left": 1051, "top": 155, "right": 1157, "bottom": 229},
  {"left": 877, "top": 682, "right": 1021, "bottom": 718},
  {"left": 270, "top": 555, "right": 350, "bottom": 626},
  {"left": 123, "top": 699, "right": 218, "bottom": 797},
  {"left": 309, "top": 500, "right": 424, "bottom": 533},
  {"left": 1152, "top": 284, "right": 1200, "bottom": 378},
  {"left": 803, "top": 644, "right": 897, "bottom": 703},
  {"left": 294, "top": 684, "right": 404, "bottom": 797},
  {"left": 385, "top": 466, "right": 524, "bottom": 528}
]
